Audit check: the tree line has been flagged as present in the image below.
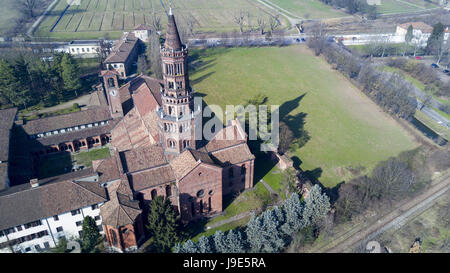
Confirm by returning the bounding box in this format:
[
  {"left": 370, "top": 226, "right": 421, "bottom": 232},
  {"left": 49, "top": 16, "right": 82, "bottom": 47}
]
[
  {"left": 334, "top": 147, "right": 449, "bottom": 224},
  {"left": 307, "top": 37, "right": 417, "bottom": 119},
  {"left": 174, "top": 185, "right": 331, "bottom": 253},
  {"left": 0, "top": 52, "right": 82, "bottom": 110}
]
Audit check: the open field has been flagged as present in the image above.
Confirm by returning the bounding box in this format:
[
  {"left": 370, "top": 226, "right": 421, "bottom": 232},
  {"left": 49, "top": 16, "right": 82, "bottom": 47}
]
[
  {"left": 190, "top": 45, "right": 418, "bottom": 187},
  {"left": 34, "top": 0, "right": 288, "bottom": 39},
  {"left": 266, "top": 0, "right": 347, "bottom": 19},
  {"left": 374, "top": 0, "right": 438, "bottom": 15},
  {"left": 0, "top": 0, "right": 22, "bottom": 36}
]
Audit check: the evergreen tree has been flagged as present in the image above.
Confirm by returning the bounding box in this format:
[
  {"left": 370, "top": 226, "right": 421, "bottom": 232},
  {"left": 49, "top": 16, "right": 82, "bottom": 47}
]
[
  {"left": 280, "top": 168, "right": 298, "bottom": 198},
  {"left": 197, "top": 235, "right": 214, "bottom": 253},
  {"left": 281, "top": 193, "right": 305, "bottom": 235},
  {"left": 225, "top": 229, "right": 246, "bottom": 253},
  {"left": 405, "top": 25, "right": 413, "bottom": 43},
  {"left": 426, "top": 23, "right": 445, "bottom": 56},
  {"left": 245, "top": 209, "right": 286, "bottom": 253},
  {"left": 212, "top": 230, "right": 228, "bottom": 253},
  {"left": 61, "top": 53, "right": 81, "bottom": 96},
  {"left": 146, "top": 196, "right": 181, "bottom": 252},
  {"left": 302, "top": 185, "right": 331, "bottom": 227},
  {"left": 175, "top": 240, "right": 199, "bottom": 253},
  {"left": 0, "top": 59, "right": 30, "bottom": 108},
  {"left": 80, "top": 216, "right": 101, "bottom": 253}
]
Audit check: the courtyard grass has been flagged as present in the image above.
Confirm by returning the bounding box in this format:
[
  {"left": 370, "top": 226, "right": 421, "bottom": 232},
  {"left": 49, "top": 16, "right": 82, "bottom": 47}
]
[
  {"left": 73, "top": 147, "right": 111, "bottom": 167},
  {"left": 38, "top": 147, "right": 111, "bottom": 178},
  {"left": 190, "top": 45, "right": 418, "bottom": 188}
]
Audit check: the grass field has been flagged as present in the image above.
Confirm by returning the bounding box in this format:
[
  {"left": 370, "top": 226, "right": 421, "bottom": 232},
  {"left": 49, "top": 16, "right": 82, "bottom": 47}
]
[
  {"left": 35, "top": 0, "right": 288, "bottom": 39},
  {"left": 374, "top": 0, "right": 438, "bottom": 15},
  {"left": 0, "top": 0, "right": 22, "bottom": 36},
  {"left": 267, "top": 0, "right": 347, "bottom": 19},
  {"left": 190, "top": 45, "right": 418, "bottom": 187}
]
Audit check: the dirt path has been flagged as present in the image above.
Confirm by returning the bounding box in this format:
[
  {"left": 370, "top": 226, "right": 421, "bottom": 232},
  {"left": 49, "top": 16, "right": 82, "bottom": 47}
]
[
  {"left": 206, "top": 211, "right": 253, "bottom": 230},
  {"left": 312, "top": 171, "right": 450, "bottom": 253}
]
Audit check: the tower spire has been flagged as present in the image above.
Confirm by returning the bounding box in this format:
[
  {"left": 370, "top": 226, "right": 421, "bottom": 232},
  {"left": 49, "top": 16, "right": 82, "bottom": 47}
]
[{"left": 164, "top": 10, "right": 182, "bottom": 51}]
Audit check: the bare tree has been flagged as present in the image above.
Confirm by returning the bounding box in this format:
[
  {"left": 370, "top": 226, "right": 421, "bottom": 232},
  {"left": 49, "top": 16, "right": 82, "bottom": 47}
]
[
  {"left": 269, "top": 15, "right": 280, "bottom": 32},
  {"left": 257, "top": 17, "right": 266, "bottom": 35},
  {"left": 19, "top": 0, "right": 40, "bottom": 18},
  {"left": 246, "top": 11, "right": 252, "bottom": 31},
  {"left": 233, "top": 11, "right": 245, "bottom": 33},
  {"left": 186, "top": 17, "right": 196, "bottom": 37}
]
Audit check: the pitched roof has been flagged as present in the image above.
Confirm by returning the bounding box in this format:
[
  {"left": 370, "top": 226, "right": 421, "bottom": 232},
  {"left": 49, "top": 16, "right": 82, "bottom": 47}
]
[
  {"left": 0, "top": 108, "right": 17, "bottom": 162},
  {"left": 210, "top": 143, "right": 255, "bottom": 166},
  {"left": 129, "top": 164, "right": 175, "bottom": 191},
  {"left": 205, "top": 122, "right": 247, "bottom": 152},
  {"left": 0, "top": 171, "right": 107, "bottom": 230},
  {"left": 0, "top": 163, "right": 8, "bottom": 191},
  {"left": 169, "top": 149, "right": 215, "bottom": 180},
  {"left": 94, "top": 157, "right": 121, "bottom": 183},
  {"left": 25, "top": 119, "right": 118, "bottom": 148},
  {"left": 21, "top": 107, "right": 112, "bottom": 135},
  {"left": 105, "top": 32, "right": 139, "bottom": 64},
  {"left": 398, "top": 22, "right": 433, "bottom": 33},
  {"left": 119, "top": 145, "right": 166, "bottom": 173},
  {"left": 100, "top": 190, "right": 141, "bottom": 228},
  {"left": 134, "top": 24, "right": 151, "bottom": 31},
  {"left": 164, "top": 14, "right": 183, "bottom": 51}
]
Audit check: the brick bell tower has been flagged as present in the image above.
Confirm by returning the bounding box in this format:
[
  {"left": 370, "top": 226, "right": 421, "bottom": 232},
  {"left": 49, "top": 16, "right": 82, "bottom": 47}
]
[{"left": 158, "top": 8, "right": 198, "bottom": 155}]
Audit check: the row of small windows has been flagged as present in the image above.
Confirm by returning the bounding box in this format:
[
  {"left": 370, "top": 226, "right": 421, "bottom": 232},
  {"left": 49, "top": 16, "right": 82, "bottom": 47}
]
[
  {"left": 165, "top": 97, "right": 189, "bottom": 104},
  {"left": 166, "top": 139, "right": 190, "bottom": 149},
  {"left": 168, "top": 81, "right": 183, "bottom": 90},
  {"left": 0, "top": 230, "right": 49, "bottom": 249},
  {"left": 31, "top": 120, "right": 109, "bottom": 139},
  {"left": 165, "top": 63, "right": 184, "bottom": 76},
  {"left": 1, "top": 206, "right": 101, "bottom": 238},
  {"left": 71, "top": 47, "right": 99, "bottom": 53},
  {"left": 149, "top": 185, "right": 172, "bottom": 200},
  {"left": 164, "top": 122, "right": 190, "bottom": 133}
]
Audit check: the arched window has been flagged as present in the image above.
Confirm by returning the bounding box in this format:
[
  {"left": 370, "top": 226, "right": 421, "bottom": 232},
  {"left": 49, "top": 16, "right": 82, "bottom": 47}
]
[
  {"left": 165, "top": 185, "right": 172, "bottom": 197},
  {"left": 107, "top": 77, "right": 115, "bottom": 88},
  {"left": 200, "top": 200, "right": 203, "bottom": 214},
  {"left": 151, "top": 189, "right": 157, "bottom": 200},
  {"left": 191, "top": 202, "right": 195, "bottom": 217},
  {"left": 208, "top": 197, "right": 212, "bottom": 212},
  {"left": 110, "top": 230, "right": 118, "bottom": 246},
  {"left": 241, "top": 165, "right": 246, "bottom": 175}
]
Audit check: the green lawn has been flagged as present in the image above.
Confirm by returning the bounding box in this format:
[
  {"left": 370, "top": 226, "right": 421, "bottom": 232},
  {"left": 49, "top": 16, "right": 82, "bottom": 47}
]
[
  {"left": 190, "top": 45, "right": 418, "bottom": 187},
  {"left": 0, "top": 0, "right": 21, "bottom": 36},
  {"left": 73, "top": 147, "right": 111, "bottom": 167},
  {"left": 375, "top": 0, "right": 437, "bottom": 15}
]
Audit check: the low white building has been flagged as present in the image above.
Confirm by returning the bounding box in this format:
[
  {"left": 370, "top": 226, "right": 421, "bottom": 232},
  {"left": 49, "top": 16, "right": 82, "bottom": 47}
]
[
  {"left": 0, "top": 170, "right": 107, "bottom": 253},
  {"left": 131, "top": 24, "right": 152, "bottom": 43},
  {"left": 396, "top": 22, "right": 450, "bottom": 47},
  {"left": 68, "top": 40, "right": 101, "bottom": 57}
]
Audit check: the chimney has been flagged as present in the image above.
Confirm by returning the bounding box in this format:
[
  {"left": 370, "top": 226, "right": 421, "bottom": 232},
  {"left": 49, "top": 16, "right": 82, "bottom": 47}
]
[{"left": 30, "top": 178, "right": 39, "bottom": 188}]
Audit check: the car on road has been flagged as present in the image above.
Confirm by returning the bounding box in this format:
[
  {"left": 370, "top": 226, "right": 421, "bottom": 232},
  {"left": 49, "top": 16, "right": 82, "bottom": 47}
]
[
  {"left": 301, "top": 38, "right": 306, "bottom": 42},
  {"left": 431, "top": 63, "right": 439, "bottom": 68},
  {"left": 415, "top": 56, "right": 421, "bottom": 60},
  {"left": 295, "top": 38, "right": 300, "bottom": 42},
  {"left": 443, "top": 69, "right": 449, "bottom": 73}
]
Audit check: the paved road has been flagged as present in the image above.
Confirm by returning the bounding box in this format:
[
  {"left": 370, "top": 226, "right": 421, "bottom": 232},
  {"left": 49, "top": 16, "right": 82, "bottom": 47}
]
[
  {"left": 316, "top": 171, "right": 450, "bottom": 253},
  {"left": 421, "top": 105, "right": 450, "bottom": 129}
]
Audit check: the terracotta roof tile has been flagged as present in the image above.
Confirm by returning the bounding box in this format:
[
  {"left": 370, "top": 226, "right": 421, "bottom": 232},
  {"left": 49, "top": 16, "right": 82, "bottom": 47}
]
[{"left": 120, "top": 145, "right": 166, "bottom": 173}]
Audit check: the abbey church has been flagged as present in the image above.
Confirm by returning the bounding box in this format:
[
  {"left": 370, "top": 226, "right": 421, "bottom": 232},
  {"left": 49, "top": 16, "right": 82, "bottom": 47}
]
[{"left": 0, "top": 11, "right": 255, "bottom": 253}]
